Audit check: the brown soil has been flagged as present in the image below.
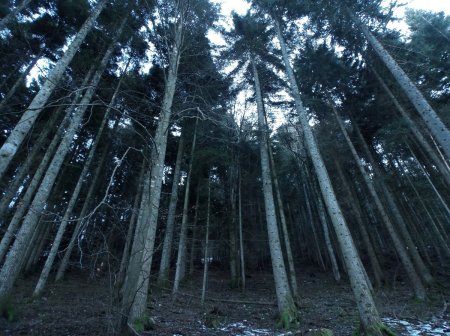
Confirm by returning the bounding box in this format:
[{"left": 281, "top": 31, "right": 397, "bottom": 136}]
[{"left": 0, "top": 266, "right": 449, "bottom": 335}]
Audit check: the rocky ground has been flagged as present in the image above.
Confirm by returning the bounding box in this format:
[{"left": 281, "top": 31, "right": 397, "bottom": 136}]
[{"left": 0, "top": 265, "right": 449, "bottom": 335}]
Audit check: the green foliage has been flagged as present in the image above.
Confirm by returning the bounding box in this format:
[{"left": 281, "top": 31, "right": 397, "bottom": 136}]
[
  {"left": 133, "top": 313, "right": 155, "bottom": 333},
  {"left": 276, "top": 306, "right": 299, "bottom": 329},
  {"left": 352, "top": 322, "right": 397, "bottom": 336},
  {"left": 0, "top": 296, "right": 16, "bottom": 322}
]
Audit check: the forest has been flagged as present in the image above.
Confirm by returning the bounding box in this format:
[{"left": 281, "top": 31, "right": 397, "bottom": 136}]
[{"left": 0, "top": 0, "right": 449, "bottom": 335}]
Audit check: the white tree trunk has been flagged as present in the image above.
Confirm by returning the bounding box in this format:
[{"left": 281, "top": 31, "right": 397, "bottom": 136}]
[
  {"left": 0, "top": 105, "right": 61, "bottom": 225},
  {"left": 201, "top": 175, "right": 211, "bottom": 305},
  {"left": 356, "top": 20, "right": 450, "bottom": 159},
  {"left": 157, "top": 135, "right": 185, "bottom": 285},
  {"left": 268, "top": 144, "right": 299, "bottom": 297},
  {"left": 0, "top": 0, "right": 108, "bottom": 178},
  {"left": 173, "top": 119, "right": 199, "bottom": 295},
  {"left": 371, "top": 68, "right": 450, "bottom": 185},
  {"left": 335, "top": 110, "right": 427, "bottom": 299},
  {"left": 33, "top": 64, "right": 126, "bottom": 296},
  {"left": 273, "top": 19, "right": 382, "bottom": 331},
  {"left": 0, "top": 35, "right": 116, "bottom": 299},
  {"left": 251, "top": 57, "right": 295, "bottom": 319},
  {"left": 126, "top": 17, "right": 184, "bottom": 324}
]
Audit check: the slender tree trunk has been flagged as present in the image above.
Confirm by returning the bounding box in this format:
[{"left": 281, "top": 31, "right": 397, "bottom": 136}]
[
  {"left": 251, "top": 56, "right": 296, "bottom": 320},
  {"left": 157, "top": 135, "right": 185, "bottom": 286},
  {"left": 173, "top": 119, "right": 199, "bottom": 295},
  {"left": 229, "top": 161, "right": 239, "bottom": 287},
  {"left": 189, "top": 189, "right": 200, "bottom": 277},
  {"left": 54, "top": 140, "right": 110, "bottom": 281},
  {"left": 268, "top": 144, "right": 300, "bottom": 296},
  {"left": 311, "top": 179, "right": 341, "bottom": 282},
  {"left": 335, "top": 161, "right": 384, "bottom": 288},
  {"left": 0, "top": 0, "right": 108, "bottom": 178},
  {"left": 0, "top": 109, "right": 72, "bottom": 263},
  {"left": 371, "top": 68, "right": 450, "bottom": 185},
  {"left": 201, "top": 175, "right": 211, "bottom": 305},
  {"left": 272, "top": 19, "right": 382, "bottom": 332},
  {"left": 352, "top": 121, "right": 434, "bottom": 286},
  {"left": 33, "top": 63, "right": 126, "bottom": 296},
  {"left": 334, "top": 109, "right": 427, "bottom": 299},
  {"left": 406, "top": 142, "right": 450, "bottom": 216},
  {"left": 0, "top": 0, "right": 32, "bottom": 30},
  {"left": 117, "top": 160, "right": 146, "bottom": 291},
  {"left": 125, "top": 16, "right": 184, "bottom": 325},
  {"left": 238, "top": 164, "right": 245, "bottom": 290},
  {"left": 0, "top": 35, "right": 118, "bottom": 299},
  {"left": 0, "top": 105, "right": 61, "bottom": 225},
  {"left": 354, "top": 18, "right": 450, "bottom": 158}
]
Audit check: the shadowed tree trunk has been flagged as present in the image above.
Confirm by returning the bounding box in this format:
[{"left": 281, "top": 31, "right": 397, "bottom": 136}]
[
  {"left": 158, "top": 134, "right": 185, "bottom": 286},
  {"left": 272, "top": 17, "right": 383, "bottom": 333},
  {"left": 353, "top": 16, "right": 450, "bottom": 159}
]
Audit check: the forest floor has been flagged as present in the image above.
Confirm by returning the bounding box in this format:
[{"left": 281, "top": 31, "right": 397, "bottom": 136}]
[{"left": 0, "top": 265, "right": 449, "bottom": 335}]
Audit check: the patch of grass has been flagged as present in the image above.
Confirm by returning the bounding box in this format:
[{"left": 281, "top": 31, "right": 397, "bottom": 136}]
[
  {"left": 133, "top": 312, "right": 155, "bottom": 333},
  {"left": 0, "top": 296, "right": 16, "bottom": 322},
  {"left": 353, "top": 322, "right": 397, "bottom": 336}
]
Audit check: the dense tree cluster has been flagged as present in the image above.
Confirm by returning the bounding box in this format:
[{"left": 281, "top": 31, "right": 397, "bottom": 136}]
[{"left": 0, "top": 0, "right": 448, "bottom": 335}]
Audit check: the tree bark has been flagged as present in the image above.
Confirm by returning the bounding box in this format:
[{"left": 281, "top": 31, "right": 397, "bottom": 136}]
[
  {"left": 125, "top": 15, "right": 184, "bottom": 326},
  {"left": 173, "top": 119, "right": 199, "bottom": 295},
  {"left": 354, "top": 18, "right": 450, "bottom": 159},
  {"left": 157, "top": 135, "right": 185, "bottom": 286},
  {"left": 273, "top": 18, "right": 382, "bottom": 332},
  {"left": 0, "top": 105, "right": 61, "bottom": 225},
  {"left": 32, "top": 59, "right": 127, "bottom": 296},
  {"left": 371, "top": 67, "right": 450, "bottom": 185},
  {"left": 251, "top": 56, "right": 296, "bottom": 320},
  {"left": 335, "top": 110, "right": 428, "bottom": 298},
  {"left": 268, "top": 144, "right": 300, "bottom": 296},
  {"left": 0, "top": 34, "right": 117, "bottom": 299},
  {"left": 201, "top": 175, "right": 211, "bottom": 305}
]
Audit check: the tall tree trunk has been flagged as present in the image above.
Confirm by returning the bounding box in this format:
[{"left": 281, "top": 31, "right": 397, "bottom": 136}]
[
  {"left": 124, "top": 16, "right": 184, "bottom": 326},
  {"left": 157, "top": 135, "right": 185, "bottom": 286},
  {"left": 0, "top": 105, "right": 61, "bottom": 225},
  {"left": 335, "top": 161, "right": 384, "bottom": 288},
  {"left": 251, "top": 56, "right": 296, "bottom": 321},
  {"left": 228, "top": 160, "right": 239, "bottom": 288},
  {"left": 272, "top": 19, "right": 382, "bottom": 332},
  {"left": 0, "top": 35, "right": 118, "bottom": 299},
  {"left": 311, "top": 179, "right": 341, "bottom": 282},
  {"left": 0, "top": 0, "right": 108, "bottom": 178},
  {"left": 353, "top": 17, "right": 450, "bottom": 158},
  {"left": 54, "top": 139, "right": 110, "bottom": 282},
  {"left": 189, "top": 189, "right": 200, "bottom": 277},
  {"left": 406, "top": 142, "right": 450, "bottom": 216},
  {"left": 334, "top": 110, "right": 428, "bottom": 298},
  {"left": 353, "top": 121, "right": 434, "bottom": 286},
  {"left": 371, "top": 68, "right": 450, "bottom": 185},
  {"left": 32, "top": 63, "right": 126, "bottom": 296},
  {"left": 201, "top": 175, "right": 211, "bottom": 305},
  {"left": 116, "top": 160, "right": 146, "bottom": 291},
  {"left": 238, "top": 164, "right": 245, "bottom": 290},
  {"left": 0, "top": 0, "right": 32, "bottom": 30},
  {"left": 173, "top": 119, "right": 199, "bottom": 295},
  {"left": 268, "top": 144, "right": 300, "bottom": 296}
]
